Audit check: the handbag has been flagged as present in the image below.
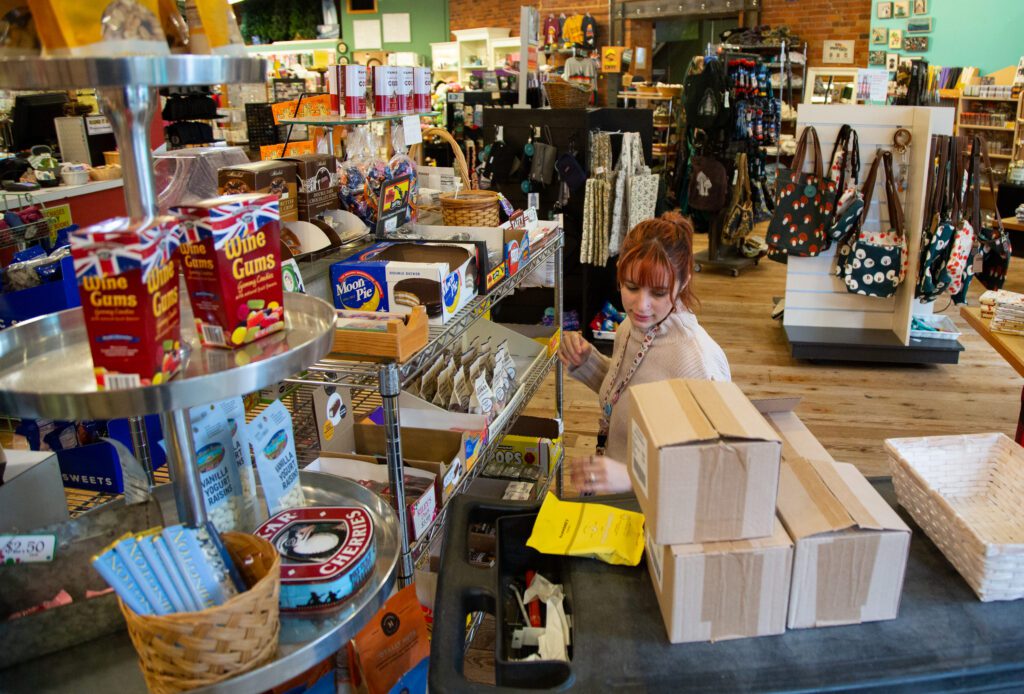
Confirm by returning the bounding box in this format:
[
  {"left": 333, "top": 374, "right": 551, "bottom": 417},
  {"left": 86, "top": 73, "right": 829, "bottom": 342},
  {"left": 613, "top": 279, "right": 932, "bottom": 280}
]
[
  {"left": 556, "top": 151, "right": 587, "bottom": 191},
  {"left": 828, "top": 125, "right": 863, "bottom": 242},
  {"left": 837, "top": 151, "right": 908, "bottom": 298},
  {"left": 976, "top": 145, "right": 1013, "bottom": 290},
  {"left": 687, "top": 153, "right": 729, "bottom": 212},
  {"left": 722, "top": 152, "right": 754, "bottom": 246},
  {"left": 767, "top": 126, "right": 838, "bottom": 260},
  {"left": 529, "top": 130, "right": 557, "bottom": 185},
  {"left": 948, "top": 136, "right": 981, "bottom": 303}
]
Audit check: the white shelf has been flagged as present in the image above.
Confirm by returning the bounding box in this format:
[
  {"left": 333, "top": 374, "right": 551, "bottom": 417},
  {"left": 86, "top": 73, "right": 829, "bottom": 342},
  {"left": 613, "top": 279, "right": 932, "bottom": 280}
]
[{"left": 958, "top": 124, "right": 1015, "bottom": 132}]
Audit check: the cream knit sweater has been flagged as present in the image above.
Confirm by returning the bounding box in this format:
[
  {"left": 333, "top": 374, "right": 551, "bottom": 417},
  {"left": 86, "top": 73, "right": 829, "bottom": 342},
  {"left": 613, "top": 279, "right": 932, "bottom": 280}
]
[{"left": 569, "top": 310, "right": 731, "bottom": 464}]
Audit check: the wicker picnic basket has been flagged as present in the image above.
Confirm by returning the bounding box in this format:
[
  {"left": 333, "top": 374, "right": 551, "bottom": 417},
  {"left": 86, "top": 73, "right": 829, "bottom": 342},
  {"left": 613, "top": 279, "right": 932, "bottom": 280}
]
[
  {"left": 438, "top": 190, "right": 502, "bottom": 226},
  {"left": 543, "top": 78, "right": 593, "bottom": 109},
  {"left": 885, "top": 433, "right": 1024, "bottom": 602},
  {"left": 119, "top": 532, "right": 281, "bottom": 693}
]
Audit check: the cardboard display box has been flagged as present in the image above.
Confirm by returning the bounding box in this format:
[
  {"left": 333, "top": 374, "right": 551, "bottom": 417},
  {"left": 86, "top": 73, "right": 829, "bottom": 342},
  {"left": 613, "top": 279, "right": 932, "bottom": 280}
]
[
  {"left": 353, "top": 422, "right": 470, "bottom": 505},
  {"left": 217, "top": 160, "right": 298, "bottom": 221},
  {"left": 629, "top": 380, "right": 782, "bottom": 545},
  {"left": 410, "top": 220, "right": 530, "bottom": 293},
  {"left": 645, "top": 519, "right": 793, "bottom": 644},
  {"left": 484, "top": 415, "right": 563, "bottom": 481},
  {"left": 329, "top": 242, "right": 477, "bottom": 325},
  {"left": 307, "top": 454, "right": 436, "bottom": 542},
  {"left": 283, "top": 153, "right": 338, "bottom": 221}
]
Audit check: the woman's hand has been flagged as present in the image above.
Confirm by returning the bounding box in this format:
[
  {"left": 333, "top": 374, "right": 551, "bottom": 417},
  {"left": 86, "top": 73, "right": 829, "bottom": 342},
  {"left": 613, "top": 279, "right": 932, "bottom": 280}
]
[
  {"left": 568, "top": 455, "right": 632, "bottom": 496},
  {"left": 558, "top": 331, "right": 593, "bottom": 369}
]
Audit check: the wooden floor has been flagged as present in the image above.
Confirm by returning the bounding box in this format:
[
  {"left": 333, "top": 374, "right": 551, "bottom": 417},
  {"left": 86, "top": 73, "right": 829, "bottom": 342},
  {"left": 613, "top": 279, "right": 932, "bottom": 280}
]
[
  {"left": 524, "top": 228, "right": 1024, "bottom": 478},
  {"left": 462, "top": 226, "right": 1024, "bottom": 683}
]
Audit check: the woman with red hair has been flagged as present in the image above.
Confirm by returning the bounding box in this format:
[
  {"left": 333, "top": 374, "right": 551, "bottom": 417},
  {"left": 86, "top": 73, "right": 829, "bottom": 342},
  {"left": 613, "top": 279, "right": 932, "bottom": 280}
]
[{"left": 558, "top": 212, "right": 731, "bottom": 495}]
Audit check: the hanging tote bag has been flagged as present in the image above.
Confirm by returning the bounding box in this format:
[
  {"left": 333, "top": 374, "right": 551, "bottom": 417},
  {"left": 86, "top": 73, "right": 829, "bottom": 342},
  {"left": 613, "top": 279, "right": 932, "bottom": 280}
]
[
  {"left": 840, "top": 151, "right": 908, "bottom": 298},
  {"left": 947, "top": 136, "right": 982, "bottom": 303},
  {"left": 977, "top": 144, "right": 1013, "bottom": 290},
  {"left": 722, "top": 152, "right": 754, "bottom": 246},
  {"left": 917, "top": 136, "right": 958, "bottom": 302},
  {"left": 828, "top": 125, "right": 864, "bottom": 243},
  {"left": 767, "top": 125, "right": 838, "bottom": 260},
  {"left": 835, "top": 151, "right": 883, "bottom": 283}
]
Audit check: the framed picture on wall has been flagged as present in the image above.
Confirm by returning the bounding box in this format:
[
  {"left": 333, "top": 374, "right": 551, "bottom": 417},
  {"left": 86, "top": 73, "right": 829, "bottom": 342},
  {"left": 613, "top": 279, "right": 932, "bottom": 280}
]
[
  {"left": 904, "top": 36, "right": 929, "bottom": 52},
  {"left": 907, "top": 17, "right": 932, "bottom": 34},
  {"left": 877, "top": 2, "right": 893, "bottom": 18},
  {"left": 347, "top": 0, "right": 377, "bottom": 13},
  {"left": 869, "top": 50, "right": 887, "bottom": 67},
  {"left": 886, "top": 53, "right": 900, "bottom": 71},
  {"left": 888, "top": 29, "right": 903, "bottom": 49},
  {"left": 899, "top": 56, "right": 915, "bottom": 70},
  {"left": 871, "top": 27, "right": 889, "bottom": 44},
  {"left": 894, "top": 1, "right": 910, "bottom": 17},
  {"left": 913, "top": 0, "right": 927, "bottom": 14}
]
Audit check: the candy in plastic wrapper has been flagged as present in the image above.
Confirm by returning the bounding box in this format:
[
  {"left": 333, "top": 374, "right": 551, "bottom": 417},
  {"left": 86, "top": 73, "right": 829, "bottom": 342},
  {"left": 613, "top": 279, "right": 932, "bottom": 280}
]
[
  {"left": 189, "top": 403, "right": 244, "bottom": 533},
  {"left": 92, "top": 540, "right": 152, "bottom": 615}
]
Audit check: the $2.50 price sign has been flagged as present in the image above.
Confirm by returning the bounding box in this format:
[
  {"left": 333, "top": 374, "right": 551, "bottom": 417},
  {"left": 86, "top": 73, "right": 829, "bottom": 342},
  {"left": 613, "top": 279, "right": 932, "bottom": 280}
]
[{"left": 0, "top": 534, "right": 56, "bottom": 563}]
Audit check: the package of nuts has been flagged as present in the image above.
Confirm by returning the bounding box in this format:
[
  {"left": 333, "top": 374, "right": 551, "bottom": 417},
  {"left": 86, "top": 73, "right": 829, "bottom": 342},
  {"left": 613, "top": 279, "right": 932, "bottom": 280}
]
[{"left": 28, "top": 0, "right": 168, "bottom": 56}]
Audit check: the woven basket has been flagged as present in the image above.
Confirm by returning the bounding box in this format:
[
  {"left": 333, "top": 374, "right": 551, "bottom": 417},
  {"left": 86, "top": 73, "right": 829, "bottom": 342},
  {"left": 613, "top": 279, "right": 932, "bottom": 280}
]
[
  {"left": 409, "top": 127, "right": 472, "bottom": 191},
  {"left": 440, "top": 190, "right": 501, "bottom": 227},
  {"left": 885, "top": 433, "right": 1024, "bottom": 602},
  {"left": 543, "top": 79, "right": 593, "bottom": 109},
  {"left": 120, "top": 532, "right": 281, "bottom": 693}
]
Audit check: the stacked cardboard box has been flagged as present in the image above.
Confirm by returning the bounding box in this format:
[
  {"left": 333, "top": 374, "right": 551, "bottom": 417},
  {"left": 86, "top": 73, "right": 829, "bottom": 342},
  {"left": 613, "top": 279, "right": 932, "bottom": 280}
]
[{"left": 629, "top": 380, "right": 911, "bottom": 644}]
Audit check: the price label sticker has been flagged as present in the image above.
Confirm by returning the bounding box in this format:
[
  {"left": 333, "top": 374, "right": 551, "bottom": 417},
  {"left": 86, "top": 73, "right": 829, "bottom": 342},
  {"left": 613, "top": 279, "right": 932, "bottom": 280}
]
[
  {"left": 402, "top": 115, "right": 423, "bottom": 146},
  {"left": 0, "top": 534, "right": 56, "bottom": 564}
]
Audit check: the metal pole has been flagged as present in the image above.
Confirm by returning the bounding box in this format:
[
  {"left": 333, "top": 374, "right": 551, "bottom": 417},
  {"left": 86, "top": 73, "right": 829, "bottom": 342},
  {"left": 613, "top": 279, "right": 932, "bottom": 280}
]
[
  {"left": 128, "top": 416, "right": 154, "bottom": 486},
  {"left": 160, "top": 408, "right": 208, "bottom": 527},
  {"left": 380, "top": 362, "right": 413, "bottom": 584},
  {"left": 554, "top": 237, "right": 564, "bottom": 498},
  {"left": 96, "top": 85, "right": 159, "bottom": 219}
]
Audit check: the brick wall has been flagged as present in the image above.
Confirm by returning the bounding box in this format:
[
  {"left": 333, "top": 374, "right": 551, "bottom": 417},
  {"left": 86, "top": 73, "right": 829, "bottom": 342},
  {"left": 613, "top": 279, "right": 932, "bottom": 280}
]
[{"left": 762, "top": 0, "right": 872, "bottom": 67}]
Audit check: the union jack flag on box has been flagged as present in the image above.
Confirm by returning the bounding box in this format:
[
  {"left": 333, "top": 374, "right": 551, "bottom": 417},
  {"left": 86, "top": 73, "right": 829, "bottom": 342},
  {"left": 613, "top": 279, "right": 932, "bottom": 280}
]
[
  {"left": 69, "top": 217, "right": 182, "bottom": 283},
  {"left": 174, "top": 194, "right": 280, "bottom": 251}
]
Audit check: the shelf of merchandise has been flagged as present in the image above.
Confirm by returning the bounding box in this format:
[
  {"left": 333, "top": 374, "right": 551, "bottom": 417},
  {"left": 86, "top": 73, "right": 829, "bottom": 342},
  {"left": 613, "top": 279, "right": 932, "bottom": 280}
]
[
  {"left": 278, "top": 111, "right": 440, "bottom": 126},
  {"left": 286, "top": 229, "right": 565, "bottom": 585},
  {"left": 960, "top": 96, "right": 1019, "bottom": 103},
  {"left": 959, "top": 124, "right": 1016, "bottom": 132},
  {"left": 619, "top": 93, "right": 680, "bottom": 172},
  {"left": 0, "top": 55, "right": 409, "bottom": 692},
  {"left": 246, "top": 39, "right": 339, "bottom": 58}
]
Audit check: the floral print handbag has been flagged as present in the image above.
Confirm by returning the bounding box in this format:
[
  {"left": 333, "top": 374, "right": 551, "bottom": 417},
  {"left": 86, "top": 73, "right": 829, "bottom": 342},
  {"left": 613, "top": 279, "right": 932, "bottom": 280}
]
[
  {"left": 767, "top": 126, "right": 838, "bottom": 261},
  {"left": 837, "top": 151, "right": 908, "bottom": 298}
]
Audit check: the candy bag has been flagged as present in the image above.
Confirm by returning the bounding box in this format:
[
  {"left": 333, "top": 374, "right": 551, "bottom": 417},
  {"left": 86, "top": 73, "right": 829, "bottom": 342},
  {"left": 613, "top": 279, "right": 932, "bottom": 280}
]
[
  {"left": 526, "top": 492, "right": 645, "bottom": 566},
  {"left": 28, "top": 0, "right": 167, "bottom": 56}
]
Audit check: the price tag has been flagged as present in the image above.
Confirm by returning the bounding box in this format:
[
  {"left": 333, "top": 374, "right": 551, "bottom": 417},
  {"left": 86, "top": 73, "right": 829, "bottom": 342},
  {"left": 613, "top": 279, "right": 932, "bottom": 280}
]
[
  {"left": 447, "top": 92, "right": 465, "bottom": 103},
  {"left": 42, "top": 203, "right": 72, "bottom": 232},
  {"left": 85, "top": 115, "right": 112, "bottom": 135},
  {"left": 402, "top": 115, "right": 423, "bottom": 146},
  {"left": 491, "top": 92, "right": 501, "bottom": 100},
  {"left": 0, "top": 534, "right": 56, "bottom": 563}
]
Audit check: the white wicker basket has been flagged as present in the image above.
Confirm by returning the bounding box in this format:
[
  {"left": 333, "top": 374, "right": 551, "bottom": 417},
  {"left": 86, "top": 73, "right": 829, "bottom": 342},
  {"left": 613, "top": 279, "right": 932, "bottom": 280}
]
[{"left": 885, "top": 433, "right": 1024, "bottom": 602}]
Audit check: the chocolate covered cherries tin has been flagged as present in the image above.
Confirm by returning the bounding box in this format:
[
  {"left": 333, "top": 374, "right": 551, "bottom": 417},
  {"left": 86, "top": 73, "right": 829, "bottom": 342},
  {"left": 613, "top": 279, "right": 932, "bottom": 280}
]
[{"left": 255, "top": 506, "right": 376, "bottom": 611}]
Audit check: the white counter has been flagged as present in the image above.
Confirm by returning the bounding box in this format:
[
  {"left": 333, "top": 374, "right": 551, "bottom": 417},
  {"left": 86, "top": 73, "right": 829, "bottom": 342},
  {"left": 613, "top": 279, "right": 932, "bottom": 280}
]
[{"left": 0, "top": 178, "right": 123, "bottom": 205}]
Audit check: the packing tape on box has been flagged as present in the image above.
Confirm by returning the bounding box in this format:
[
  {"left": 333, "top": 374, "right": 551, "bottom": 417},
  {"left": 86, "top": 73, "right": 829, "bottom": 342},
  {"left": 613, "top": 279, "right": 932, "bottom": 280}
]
[
  {"left": 692, "top": 445, "right": 749, "bottom": 541},
  {"left": 816, "top": 534, "right": 880, "bottom": 624},
  {"left": 701, "top": 550, "right": 765, "bottom": 641}
]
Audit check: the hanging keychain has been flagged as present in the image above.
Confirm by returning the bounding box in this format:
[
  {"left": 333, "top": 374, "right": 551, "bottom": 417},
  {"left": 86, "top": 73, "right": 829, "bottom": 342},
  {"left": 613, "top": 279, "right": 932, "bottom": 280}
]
[{"left": 893, "top": 127, "right": 912, "bottom": 194}]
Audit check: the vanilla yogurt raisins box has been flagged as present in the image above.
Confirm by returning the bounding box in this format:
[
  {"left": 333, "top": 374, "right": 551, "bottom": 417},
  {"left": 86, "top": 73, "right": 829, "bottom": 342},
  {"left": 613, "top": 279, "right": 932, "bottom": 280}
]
[
  {"left": 328, "top": 241, "right": 478, "bottom": 325},
  {"left": 174, "top": 194, "right": 285, "bottom": 349}
]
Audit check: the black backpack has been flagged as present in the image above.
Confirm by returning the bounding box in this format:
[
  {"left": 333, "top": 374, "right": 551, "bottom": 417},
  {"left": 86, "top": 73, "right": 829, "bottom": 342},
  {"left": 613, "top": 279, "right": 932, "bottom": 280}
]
[{"left": 684, "top": 57, "right": 731, "bottom": 132}]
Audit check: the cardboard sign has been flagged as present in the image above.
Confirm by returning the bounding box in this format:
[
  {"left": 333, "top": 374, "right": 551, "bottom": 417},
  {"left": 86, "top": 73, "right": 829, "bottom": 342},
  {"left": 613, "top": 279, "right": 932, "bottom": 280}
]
[
  {"left": 602, "top": 46, "right": 625, "bottom": 73},
  {"left": 375, "top": 174, "right": 412, "bottom": 235},
  {"left": 42, "top": 203, "right": 72, "bottom": 234}
]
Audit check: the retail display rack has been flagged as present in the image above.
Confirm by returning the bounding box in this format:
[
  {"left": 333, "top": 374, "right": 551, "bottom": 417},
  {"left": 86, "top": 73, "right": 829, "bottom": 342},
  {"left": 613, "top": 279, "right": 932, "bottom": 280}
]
[
  {"left": 0, "top": 55, "right": 405, "bottom": 692},
  {"left": 617, "top": 92, "right": 680, "bottom": 172}
]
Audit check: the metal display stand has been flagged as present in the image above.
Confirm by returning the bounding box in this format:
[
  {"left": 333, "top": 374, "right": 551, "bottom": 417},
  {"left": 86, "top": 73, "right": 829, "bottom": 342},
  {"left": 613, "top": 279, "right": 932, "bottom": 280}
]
[
  {"left": 290, "top": 230, "right": 566, "bottom": 586},
  {"left": 0, "top": 56, "right": 401, "bottom": 692}
]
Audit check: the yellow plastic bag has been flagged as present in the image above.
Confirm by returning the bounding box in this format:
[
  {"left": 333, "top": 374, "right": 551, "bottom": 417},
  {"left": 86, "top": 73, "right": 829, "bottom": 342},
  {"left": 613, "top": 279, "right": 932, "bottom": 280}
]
[
  {"left": 526, "top": 492, "right": 645, "bottom": 566},
  {"left": 183, "top": 0, "right": 244, "bottom": 55},
  {"left": 28, "top": 0, "right": 167, "bottom": 56}
]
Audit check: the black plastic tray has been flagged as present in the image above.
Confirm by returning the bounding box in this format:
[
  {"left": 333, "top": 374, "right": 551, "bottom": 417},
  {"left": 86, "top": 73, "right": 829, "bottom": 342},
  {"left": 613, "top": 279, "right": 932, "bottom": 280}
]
[{"left": 430, "top": 483, "right": 1024, "bottom": 693}]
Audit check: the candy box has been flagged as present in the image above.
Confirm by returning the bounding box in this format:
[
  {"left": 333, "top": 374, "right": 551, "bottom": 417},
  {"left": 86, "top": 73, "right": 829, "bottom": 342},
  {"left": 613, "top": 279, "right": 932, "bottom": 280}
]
[
  {"left": 69, "top": 217, "right": 182, "bottom": 389},
  {"left": 174, "top": 194, "right": 284, "bottom": 349},
  {"left": 218, "top": 160, "right": 297, "bottom": 222},
  {"left": 282, "top": 153, "right": 338, "bottom": 221}
]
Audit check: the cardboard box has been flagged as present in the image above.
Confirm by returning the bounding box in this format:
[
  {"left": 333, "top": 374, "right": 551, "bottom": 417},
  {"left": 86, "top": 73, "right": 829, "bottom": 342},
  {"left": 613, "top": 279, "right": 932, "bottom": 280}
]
[
  {"left": 629, "top": 380, "right": 782, "bottom": 545},
  {"left": 353, "top": 422, "right": 468, "bottom": 505},
  {"left": 645, "top": 519, "right": 793, "bottom": 644},
  {"left": 307, "top": 454, "right": 436, "bottom": 542},
  {"left": 409, "top": 222, "right": 530, "bottom": 293},
  {"left": 218, "top": 160, "right": 298, "bottom": 221},
  {"left": 486, "top": 415, "right": 563, "bottom": 480},
  {"left": 283, "top": 153, "right": 338, "bottom": 221},
  {"left": 329, "top": 242, "right": 477, "bottom": 324}
]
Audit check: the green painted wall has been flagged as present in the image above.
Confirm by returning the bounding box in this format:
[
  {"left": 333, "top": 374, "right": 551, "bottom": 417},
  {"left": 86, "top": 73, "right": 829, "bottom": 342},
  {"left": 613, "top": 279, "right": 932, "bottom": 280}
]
[
  {"left": 869, "top": 0, "right": 1024, "bottom": 74},
  {"left": 341, "top": 0, "right": 450, "bottom": 61}
]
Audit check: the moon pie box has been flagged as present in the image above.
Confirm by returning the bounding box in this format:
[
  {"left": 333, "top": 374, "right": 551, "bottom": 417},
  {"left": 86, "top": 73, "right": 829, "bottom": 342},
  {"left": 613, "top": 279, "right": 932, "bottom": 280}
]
[
  {"left": 173, "top": 193, "right": 284, "bottom": 349},
  {"left": 69, "top": 217, "right": 183, "bottom": 390},
  {"left": 255, "top": 506, "right": 376, "bottom": 611}
]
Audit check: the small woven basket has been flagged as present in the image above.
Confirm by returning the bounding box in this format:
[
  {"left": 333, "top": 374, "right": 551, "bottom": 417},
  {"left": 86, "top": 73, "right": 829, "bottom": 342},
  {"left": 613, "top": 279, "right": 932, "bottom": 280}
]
[
  {"left": 885, "top": 433, "right": 1024, "bottom": 602},
  {"left": 440, "top": 190, "right": 501, "bottom": 227},
  {"left": 120, "top": 532, "right": 281, "bottom": 693},
  {"left": 543, "top": 79, "right": 593, "bottom": 109}
]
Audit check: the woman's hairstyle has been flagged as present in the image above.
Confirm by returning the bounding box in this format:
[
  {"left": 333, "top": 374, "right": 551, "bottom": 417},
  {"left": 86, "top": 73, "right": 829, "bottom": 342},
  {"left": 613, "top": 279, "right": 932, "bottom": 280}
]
[{"left": 616, "top": 211, "right": 698, "bottom": 311}]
